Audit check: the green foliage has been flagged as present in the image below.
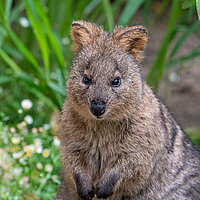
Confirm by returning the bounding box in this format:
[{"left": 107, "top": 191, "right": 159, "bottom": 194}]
[
  {"left": 147, "top": 0, "right": 200, "bottom": 90},
  {"left": 0, "top": 112, "right": 60, "bottom": 199},
  {"left": 182, "top": 0, "right": 200, "bottom": 20},
  {"left": 182, "top": 0, "right": 196, "bottom": 9},
  {"left": 147, "top": 0, "right": 182, "bottom": 89}
]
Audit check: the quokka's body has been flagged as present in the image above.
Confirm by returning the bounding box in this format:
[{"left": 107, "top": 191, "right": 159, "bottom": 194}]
[{"left": 56, "top": 21, "right": 200, "bottom": 200}]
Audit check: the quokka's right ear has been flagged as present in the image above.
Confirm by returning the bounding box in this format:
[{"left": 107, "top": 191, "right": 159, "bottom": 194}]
[{"left": 71, "top": 21, "right": 103, "bottom": 52}]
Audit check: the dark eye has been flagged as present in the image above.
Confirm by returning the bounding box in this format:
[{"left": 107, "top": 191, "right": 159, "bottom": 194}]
[
  {"left": 83, "top": 75, "right": 91, "bottom": 85},
  {"left": 111, "top": 77, "right": 121, "bottom": 87}
]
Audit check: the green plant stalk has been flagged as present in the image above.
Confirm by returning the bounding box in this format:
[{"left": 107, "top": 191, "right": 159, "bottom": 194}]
[
  {"left": 31, "top": 0, "right": 65, "bottom": 71},
  {"left": 197, "top": 0, "right": 200, "bottom": 20},
  {"left": 142, "top": 0, "right": 151, "bottom": 26},
  {"left": 25, "top": 0, "right": 50, "bottom": 79},
  {"left": 146, "top": 0, "right": 183, "bottom": 90},
  {"left": 0, "top": 48, "right": 22, "bottom": 74},
  {"left": 4, "top": 0, "right": 12, "bottom": 21},
  {"left": 59, "top": 0, "right": 75, "bottom": 36},
  {"left": 0, "top": 1, "right": 5, "bottom": 22},
  {"left": 166, "top": 20, "right": 200, "bottom": 68},
  {"left": 5, "top": 23, "right": 45, "bottom": 83},
  {"left": 118, "top": 0, "right": 145, "bottom": 25},
  {"left": 0, "top": 48, "right": 59, "bottom": 109},
  {"left": 102, "top": 0, "right": 114, "bottom": 31},
  {"left": 167, "top": 45, "right": 200, "bottom": 67}
]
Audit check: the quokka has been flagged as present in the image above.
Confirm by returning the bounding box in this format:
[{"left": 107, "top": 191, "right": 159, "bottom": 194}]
[{"left": 55, "top": 21, "right": 200, "bottom": 200}]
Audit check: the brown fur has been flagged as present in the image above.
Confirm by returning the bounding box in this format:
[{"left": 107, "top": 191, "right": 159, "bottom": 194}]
[{"left": 55, "top": 21, "right": 200, "bottom": 200}]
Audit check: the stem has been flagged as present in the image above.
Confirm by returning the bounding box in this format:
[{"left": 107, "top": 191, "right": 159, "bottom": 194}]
[{"left": 146, "top": 0, "right": 183, "bottom": 90}]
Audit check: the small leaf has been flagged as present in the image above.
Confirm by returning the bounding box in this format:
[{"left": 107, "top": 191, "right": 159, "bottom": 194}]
[{"left": 182, "top": 0, "right": 195, "bottom": 9}]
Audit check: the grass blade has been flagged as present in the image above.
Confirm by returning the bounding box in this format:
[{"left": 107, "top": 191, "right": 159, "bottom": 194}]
[
  {"left": 147, "top": 0, "right": 182, "bottom": 90},
  {"left": 25, "top": 0, "right": 50, "bottom": 76},
  {"left": 59, "top": 0, "right": 74, "bottom": 36},
  {"left": 84, "top": 0, "right": 101, "bottom": 16},
  {"left": 2, "top": 43, "right": 23, "bottom": 60},
  {"left": 0, "top": 25, "right": 6, "bottom": 47},
  {"left": 102, "top": 0, "right": 114, "bottom": 31},
  {"left": 18, "top": 74, "right": 58, "bottom": 110},
  {"left": 48, "top": 81, "right": 65, "bottom": 96},
  {"left": 167, "top": 20, "right": 200, "bottom": 67},
  {"left": 196, "top": 0, "right": 200, "bottom": 20},
  {"left": 32, "top": 0, "right": 65, "bottom": 70},
  {"left": 0, "top": 48, "right": 22, "bottom": 74},
  {"left": 167, "top": 45, "right": 200, "bottom": 68},
  {"left": 10, "top": 2, "right": 24, "bottom": 23},
  {"left": 0, "top": 48, "right": 58, "bottom": 110},
  {"left": 6, "top": 24, "right": 44, "bottom": 81},
  {"left": 4, "top": 0, "right": 12, "bottom": 21},
  {"left": 118, "top": 0, "right": 145, "bottom": 25}
]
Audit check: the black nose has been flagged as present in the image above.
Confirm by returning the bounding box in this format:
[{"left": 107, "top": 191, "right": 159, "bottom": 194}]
[{"left": 90, "top": 100, "right": 106, "bottom": 117}]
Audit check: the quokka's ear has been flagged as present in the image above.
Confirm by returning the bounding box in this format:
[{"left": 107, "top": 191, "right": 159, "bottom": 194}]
[
  {"left": 71, "top": 21, "right": 103, "bottom": 52},
  {"left": 113, "top": 26, "right": 148, "bottom": 62}
]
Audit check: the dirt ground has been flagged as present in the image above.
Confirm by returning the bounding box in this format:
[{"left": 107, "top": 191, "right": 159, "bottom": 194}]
[{"left": 142, "top": 20, "right": 200, "bottom": 129}]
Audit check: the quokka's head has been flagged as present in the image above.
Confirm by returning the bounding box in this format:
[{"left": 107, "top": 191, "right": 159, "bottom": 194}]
[{"left": 67, "top": 21, "right": 148, "bottom": 120}]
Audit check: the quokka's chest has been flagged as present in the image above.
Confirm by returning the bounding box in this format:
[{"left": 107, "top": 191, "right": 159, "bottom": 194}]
[{"left": 83, "top": 131, "right": 122, "bottom": 180}]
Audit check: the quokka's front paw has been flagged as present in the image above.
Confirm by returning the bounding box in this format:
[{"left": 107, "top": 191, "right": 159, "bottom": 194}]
[
  {"left": 95, "top": 171, "right": 120, "bottom": 199},
  {"left": 74, "top": 173, "right": 95, "bottom": 200}
]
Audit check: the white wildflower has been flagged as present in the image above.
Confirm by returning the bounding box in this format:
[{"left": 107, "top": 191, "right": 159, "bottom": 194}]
[
  {"left": 4, "top": 138, "right": 8, "bottom": 144},
  {"left": 34, "top": 78, "right": 39, "bottom": 85},
  {"left": 13, "top": 167, "right": 22, "bottom": 176},
  {"left": 34, "top": 138, "right": 42, "bottom": 146},
  {"left": 24, "top": 115, "right": 33, "bottom": 125},
  {"left": 24, "top": 145, "right": 35, "bottom": 157},
  {"left": 36, "top": 162, "right": 43, "bottom": 170},
  {"left": 13, "top": 152, "right": 23, "bottom": 159},
  {"left": 19, "top": 158, "right": 27, "bottom": 165},
  {"left": 62, "top": 37, "right": 70, "bottom": 45},
  {"left": 18, "top": 109, "right": 23, "bottom": 114},
  {"left": 45, "top": 164, "right": 53, "bottom": 172},
  {"left": 53, "top": 136, "right": 60, "bottom": 147},
  {"left": 42, "top": 149, "right": 50, "bottom": 157},
  {"left": 32, "top": 127, "right": 38, "bottom": 134},
  {"left": 19, "top": 17, "right": 29, "bottom": 28},
  {"left": 21, "top": 99, "right": 33, "bottom": 110},
  {"left": 10, "top": 127, "right": 16, "bottom": 133},
  {"left": 38, "top": 127, "right": 44, "bottom": 132},
  {"left": 35, "top": 145, "right": 43, "bottom": 153},
  {"left": 19, "top": 176, "right": 29, "bottom": 186},
  {"left": 11, "top": 137, "right": 21, "bottom": 145},
  {"left": 44, "top": 124, "right": 50, "bottom": 130},
  {"left": 50, "top": 72, "right": 57, "bottom": 80},
  {"left": 168, "top": 72, "right": 179, "bottom": 83}
]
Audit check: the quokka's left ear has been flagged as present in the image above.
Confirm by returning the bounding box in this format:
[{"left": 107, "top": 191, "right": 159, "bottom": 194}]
[{"left": 113, "top": 26, "right": 148, "bottom": 62}]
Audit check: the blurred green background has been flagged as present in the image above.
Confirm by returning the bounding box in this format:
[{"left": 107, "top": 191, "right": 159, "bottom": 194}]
[{"left": 0, "top": 0, "right": 200, "bottom": 199}]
